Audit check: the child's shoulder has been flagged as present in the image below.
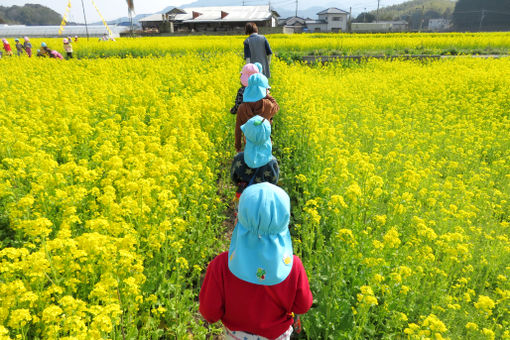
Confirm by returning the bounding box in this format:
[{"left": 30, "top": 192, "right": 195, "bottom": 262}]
[
  {"left": 292, "top": 255, "right": 306, "bottom": 271},
  {"left": 210, "top": 251, "right": 229, "bottom": 267}
]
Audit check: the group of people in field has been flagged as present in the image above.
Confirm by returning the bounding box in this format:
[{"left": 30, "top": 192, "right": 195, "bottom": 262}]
[
  {"left": 1, "top": 36, "right": 76, "bottom": 60},
  {"left": 199, "top": 23, "right": 313, "bottom": 340}
]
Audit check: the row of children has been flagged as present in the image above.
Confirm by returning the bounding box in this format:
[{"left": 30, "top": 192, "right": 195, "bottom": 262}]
[
  {"left": 1, "top": 37, "right": 32, "bottom": 57},
  {"left": 198, "top": 64, "right": 313, "bottom": 339},
  {"left": 1, "top": 36, "right": 76, "bottom": 59}
]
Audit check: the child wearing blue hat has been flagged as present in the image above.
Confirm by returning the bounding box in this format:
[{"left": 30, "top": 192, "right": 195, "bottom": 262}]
[
  {"left": 230, "top": 62, "right": 263, "bottom": 115},
  {"left": 199, "top": 183, "right": 313, "bottom": 340},
  {"left": 231, "top": 115, "right": 279, "bottom": 199},
  {"left": 14, "top": 39, "right": 24, "bottom": 57},
  {"left": 235, "top": 73, "right": 279, "bottom": 153}
]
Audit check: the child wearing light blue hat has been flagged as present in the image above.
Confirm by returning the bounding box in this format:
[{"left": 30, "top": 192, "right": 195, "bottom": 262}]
[
  {"left": 231, "top": 115, "right": 279, "bottom": 198},
  {"left": 200, "top": 183, "right": 313, "bottom": 340},
  {"left": 235, "top": 73, "right": 279, "bottom": 152}
]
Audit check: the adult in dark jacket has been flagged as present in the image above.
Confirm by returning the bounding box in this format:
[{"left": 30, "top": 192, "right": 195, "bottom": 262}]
[{"left": 244, "top": 22, "right": 272, "bottom": 79}]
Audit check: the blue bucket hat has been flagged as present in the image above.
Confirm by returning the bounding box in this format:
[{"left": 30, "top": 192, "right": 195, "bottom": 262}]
[
  {"left": 241, "top": 115, "right": 272, "bottom": 168},
  {"left": 243, "top": 73, "right": 270, "bottom": 103},
  {"left": 228, "top": 182, "right": 293, "bottom": 286}
]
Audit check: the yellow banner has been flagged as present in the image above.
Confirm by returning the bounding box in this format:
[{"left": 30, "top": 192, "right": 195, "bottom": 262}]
[
  {"left": 59, "top": 0, "right": 72, "bottom": 35},
  {"left": 91, "top": 0, "right": 113, "bottom": 37}
]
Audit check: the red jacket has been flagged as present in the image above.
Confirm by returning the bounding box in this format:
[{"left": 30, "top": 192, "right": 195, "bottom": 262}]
[{"left": 199, "top": 252, "right": 313, "bottom": 339}]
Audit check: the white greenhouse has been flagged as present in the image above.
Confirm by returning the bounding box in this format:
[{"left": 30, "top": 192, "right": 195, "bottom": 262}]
[{"left": 0, "top": 25, "right": 129, "bottom": 38}]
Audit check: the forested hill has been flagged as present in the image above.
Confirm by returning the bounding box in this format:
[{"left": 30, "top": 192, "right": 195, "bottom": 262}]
[
  {"left": 371, "top": 0, "right": 456, "bottom": 20},
  {"left": 0, "top": 4, "right": 62, "bottom": 25}
]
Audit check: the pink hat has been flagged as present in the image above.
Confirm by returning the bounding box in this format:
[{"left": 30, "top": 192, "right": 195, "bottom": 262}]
[
  {"left": 240, "top": 63, "right": 262, "bottom": 87},
  {"left": 24, "top": 36, "right": 29, "bottom": 41},
  {"left": 2, "top": 39, "right": 8, "bottom": 44},
  {"left": 63, "top": 38, "right": 69, "bottom": 43}
]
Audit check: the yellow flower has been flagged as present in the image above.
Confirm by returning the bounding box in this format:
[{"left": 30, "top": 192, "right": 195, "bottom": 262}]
[
  {"left": 422, "top": 314, "right": 447, "bottom": 333},
  {"left": 383, "top": 227, "right": 401, "bottom": 248},
  {"left": 357, "top": 285, "right": 378, "bottom": 307},
  {"left": 474, "top": 295, "right": 496, "bottom": 315},
  {"left": 482, "top": 328, "right": 495, "bottom": 340},
  {"left": 345, "top": 182, "right": 362, "bottom": 201},
  {"left": 176, "top": 256, "right": 189, "bottom": 270},
  {"left": 8, "top": 309, "right": 32, "bottom": 329},
  {"left": 465, "top": 322, "right": 478, "bottom": 331}
]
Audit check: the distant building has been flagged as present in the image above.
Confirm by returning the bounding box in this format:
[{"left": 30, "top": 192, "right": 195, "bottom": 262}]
[
  {"left": 351, "top": 21, "right": 408, "bottom": 33},
  {"left": 280, "top": 8, "right": 349, "bottom": 33},
  {"left": 428, "top": 19, "right": 451, "bottom": 31},
  {"left": 281, "top": 16, "right": 307, "bottom": 34},
  {"left": 306, "top": 8, "right": 349, "bottom": 33},
  {"left": 139, "top": 6, "right": 279, "bottom": 33}
]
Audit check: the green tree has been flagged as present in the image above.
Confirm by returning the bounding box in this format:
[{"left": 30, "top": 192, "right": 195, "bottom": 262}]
[
  {"left": 0, "top": 4, "right": 61, "bottom": 25},
  {"left": 354, "top": 12, "right": 376, "bottom": 23},
  {"left": 453, "top": 0, "right": 510, "bottom": 30}
]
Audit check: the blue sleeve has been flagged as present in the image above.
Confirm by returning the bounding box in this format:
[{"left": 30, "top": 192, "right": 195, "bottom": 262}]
[
  {"left": 264, "top": 37, "right": 272, "bottom": 55},
  {"left": 244, "top": 39, "right": 251, "bottom": 59}
]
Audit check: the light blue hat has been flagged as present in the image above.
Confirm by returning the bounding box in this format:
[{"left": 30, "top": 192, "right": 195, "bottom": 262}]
[
  {"left": 243, "top": 73, "right": 270, "bottom": 103},
  {"left": 241, "top": 115, "right": 272, "bottom": 168},
  {"left": 228, "top": 182, "right": 293, "bottom": 286}
]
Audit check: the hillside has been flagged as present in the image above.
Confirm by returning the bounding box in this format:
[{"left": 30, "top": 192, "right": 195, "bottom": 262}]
[
  {"left": 0, "top": 4, "right": 62, "bottom": 25},
  {"left": 368, "top": 0, "right": 456, "bottom": 28}
]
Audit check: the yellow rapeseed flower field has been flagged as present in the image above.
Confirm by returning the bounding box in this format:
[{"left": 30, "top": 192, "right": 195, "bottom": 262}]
[
  {"left": 0, "top": 35, "right": 509, "bottom": 339},
  {"left": 0, "top": 54, "right": 239, "bottom": 339},
  {"left": 23, "top": 32, "right": 510, "bottom": 58},
  {"left": 271, "top": 57, "right": 510, "bottom": 338}
]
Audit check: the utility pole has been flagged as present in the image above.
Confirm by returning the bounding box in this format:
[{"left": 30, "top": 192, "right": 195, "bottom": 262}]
[
  {"left": 129, "top": 11, "right": 134, "bottom": 37},
  {"left": 364, "top": 8, "right": 367, "bottom": 22},
  {"left": 419, "top": 5, "right": 424, "bottom": 31},
  {"left": 80, "top": 0, "right": 90, "bottom": 40},
  {"left": 376, "top": 0, "right": 380, "bottom": 23},
  {"left": 349, "top": 6, "right": 352, "bottom": 32},
  {"left": 295, "top": 0, "right": 298, "bottom": 17},
  {"left": 242, "top": 0, "right": 245, "bottom": 6},
  {"left": 479, "top": 9, "right": 486, "bottom": 31}
]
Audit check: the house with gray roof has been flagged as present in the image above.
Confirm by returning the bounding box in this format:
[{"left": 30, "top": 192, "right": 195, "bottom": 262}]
[
  {"left": 139, "top": 6, "right": 279, "bottom": 33},
  {"left": 306, "top": 8, "right": 349, "bottom": 32}
]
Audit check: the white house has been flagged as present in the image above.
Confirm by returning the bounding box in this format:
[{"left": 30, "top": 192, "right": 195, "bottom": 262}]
[{"left": 306, "top": 8, "right": 349, "bottom": 33}]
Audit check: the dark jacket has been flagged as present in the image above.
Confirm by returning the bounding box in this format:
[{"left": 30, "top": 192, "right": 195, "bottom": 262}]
[{"left": 231, "top": 152, "right": 279, "bottom": 194}]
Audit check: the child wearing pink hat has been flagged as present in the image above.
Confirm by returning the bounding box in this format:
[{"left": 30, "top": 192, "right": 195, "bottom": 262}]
[
  {"left": 2, "top": 39, "right": 13, "bottom": 56},
  {"left": 23, "top": 37, "right": 32, "bottom": 57},
  {"left": 230, "top": 62, "right": 262, "bottom": 115},
  {"left": 63, "top": 38, "right": 73, "bottom": 59}
]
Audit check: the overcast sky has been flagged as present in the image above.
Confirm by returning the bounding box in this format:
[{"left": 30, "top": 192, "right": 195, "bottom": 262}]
[{"left": 3, "top": 0, "right": 410, "bottom": 22}]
